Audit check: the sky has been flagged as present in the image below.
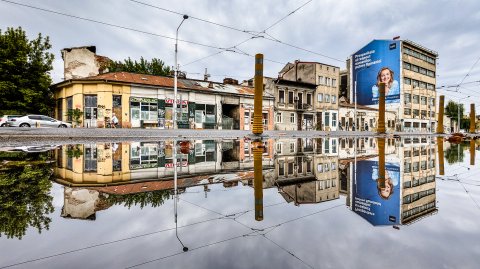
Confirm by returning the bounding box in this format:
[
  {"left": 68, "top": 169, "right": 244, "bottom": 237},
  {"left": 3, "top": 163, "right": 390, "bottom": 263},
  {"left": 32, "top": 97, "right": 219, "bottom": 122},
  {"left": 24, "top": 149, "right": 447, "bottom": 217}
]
[{"left": 1, "top": 0, "right": 479, "bottom": 111}]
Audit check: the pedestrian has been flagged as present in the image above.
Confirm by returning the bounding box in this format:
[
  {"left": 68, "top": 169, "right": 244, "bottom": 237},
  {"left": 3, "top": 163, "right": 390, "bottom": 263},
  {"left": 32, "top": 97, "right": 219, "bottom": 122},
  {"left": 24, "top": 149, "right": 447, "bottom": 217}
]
[{"left": 111, "top": 113, "right": 119, "bottom": 128}]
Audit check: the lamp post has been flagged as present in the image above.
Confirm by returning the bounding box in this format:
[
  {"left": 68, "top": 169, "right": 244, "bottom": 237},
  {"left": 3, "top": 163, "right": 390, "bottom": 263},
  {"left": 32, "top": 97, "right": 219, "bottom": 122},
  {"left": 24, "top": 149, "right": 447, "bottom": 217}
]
[
  {"left": 457, "top": 96, "right": 470, "bottom": 132},
  {"left": 173, "top": 15, "right": 189, "bottom": 129},
  {"left": 354, "top": 66, "right": 369, "bottom": 132}
]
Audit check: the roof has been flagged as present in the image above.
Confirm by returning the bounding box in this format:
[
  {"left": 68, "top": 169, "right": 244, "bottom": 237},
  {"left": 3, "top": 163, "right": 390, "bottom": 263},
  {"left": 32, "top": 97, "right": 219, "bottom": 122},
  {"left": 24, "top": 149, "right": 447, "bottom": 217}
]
[{"left": 52, "top": 72, "right": 274, "bottom": 98}]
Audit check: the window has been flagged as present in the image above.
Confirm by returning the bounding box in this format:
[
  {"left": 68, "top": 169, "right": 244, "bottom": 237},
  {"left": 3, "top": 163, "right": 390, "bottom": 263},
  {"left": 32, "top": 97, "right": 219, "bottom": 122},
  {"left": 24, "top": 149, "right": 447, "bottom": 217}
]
[
  {"left": 332, "top": 78, "right": 337, "bottom": 87},
  {"left": 326, "top": 77, "right": 331, "bottom": 86},
  {"left": 419, "top": 82, "right": 426, "bottom": 89},
  {"left": 288, "top": 162, "right": 294, "bottom": 175},
  {"left": 276, "top": 112, "right": 282, "bottom": 123},
  {"left": 404, "top": 78, "right": 411, "bottom": 85},
  {"left": 288, "top": 91, "right": 294, "bottom": 104},
  {"left": 332, "top": 139, "right": 337, "bottom": 153},
  {"left": 324, "top": 138, "right": 330, "bottom": 153},
  {"left": 325, "top": 94, "right": 330, "bottom": 103},
  {"left": 332, "top": 113, "right": 337, "bottom": 127},
  {"left": 404, "top": 93, "right": 411, "bottom": 104},
  {"left": 331, "top": 95, "right": 337, "bottom": 104},
  {"left": 275, "top": 143, "right": 282, "bottom": 154},
  {"left": 421, "top": 96, "right": 427, "bottom": 105},
  {"left": 317, "top": 163, "right": 323, "bottom": 172},
  {"left": 413, "top": 109, "right": 420, "bottom": 116},
  {"left": 318, "top": 76, "right": 324, "bottom": 85},
  {"left": 279, "top": 162, "right": 285, "bottom": 176},
  {"left": 279, "top": 90, "right": 285, "bottom": 103},
  {"left": 429, "top": 98, "right": 435, "bottom": 106},
  {"left": 307, "top": 94, "right": 312, "bottom": 105},
  {"left": 325, "top": 112, "right": 330, "bottom": 127},
  {"left": 290, "top": 113, "right": 295, "bottom": 123},
  {"left": 317, "top": 93, "right": 323, "bottom": 102},
  {"left": 413, "top": 95, "right": 419, "bottom": 104},
  {"left": 290, "top": 142, "right": 295, "bottom": 153}
]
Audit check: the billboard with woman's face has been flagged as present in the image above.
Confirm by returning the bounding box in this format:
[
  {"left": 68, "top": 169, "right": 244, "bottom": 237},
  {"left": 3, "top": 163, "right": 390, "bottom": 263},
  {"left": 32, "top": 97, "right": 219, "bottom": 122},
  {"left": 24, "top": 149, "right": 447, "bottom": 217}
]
[
  {"left": 352, "top": 159, "right": 401, "bottom": 226},
  {"left": 352, "top": 40, "right": 401, "bottom": 106}
]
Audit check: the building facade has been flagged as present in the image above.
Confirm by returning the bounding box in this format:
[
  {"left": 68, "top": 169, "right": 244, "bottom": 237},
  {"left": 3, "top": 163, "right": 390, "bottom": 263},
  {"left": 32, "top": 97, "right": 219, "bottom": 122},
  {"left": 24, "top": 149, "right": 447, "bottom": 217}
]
[
  {"left": 279, "top": 61, "right": 340, "bottom": 131},
  {"left": 348, "top": 39, "right": 438, "bottom": 132}
]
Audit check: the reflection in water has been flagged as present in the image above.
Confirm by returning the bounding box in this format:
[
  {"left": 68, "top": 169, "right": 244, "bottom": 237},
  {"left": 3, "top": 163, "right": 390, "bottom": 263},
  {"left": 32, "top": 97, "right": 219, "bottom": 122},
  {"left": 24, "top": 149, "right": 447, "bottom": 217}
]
[
  {"left": 253, "top": 140, "right": 264, "bottom": 221},
  {"left": 0, "top": 151, "right": 54, "bottom": 239},
  {"left": 351, "top": 137, "right": 438, "bottom": 226},
  {"left": 2, "top": 136, "right": 472, "bottom": 241}
]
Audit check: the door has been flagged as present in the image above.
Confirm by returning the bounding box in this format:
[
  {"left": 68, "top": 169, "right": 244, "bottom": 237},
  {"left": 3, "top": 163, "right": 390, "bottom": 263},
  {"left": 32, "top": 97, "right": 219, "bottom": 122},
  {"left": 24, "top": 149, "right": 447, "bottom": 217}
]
[
  {"left": 131, "top": 107, "right": 140, "bottom": 128},
  {"left": 84, "top": 107, "right": 97, "bottom": 128},
  {"left": 244, "top": 111, "right": 250, "bottom": 130},
  {"left": 298, "top": 93, "right": 303, "bottom": 109}
]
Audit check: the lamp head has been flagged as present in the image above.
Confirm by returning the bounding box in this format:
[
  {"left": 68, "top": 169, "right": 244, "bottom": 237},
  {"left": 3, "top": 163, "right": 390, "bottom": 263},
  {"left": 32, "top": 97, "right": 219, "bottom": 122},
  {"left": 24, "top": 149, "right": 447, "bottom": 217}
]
[{"left": 183, "top": 15, "right": 189, "bottom": 19}]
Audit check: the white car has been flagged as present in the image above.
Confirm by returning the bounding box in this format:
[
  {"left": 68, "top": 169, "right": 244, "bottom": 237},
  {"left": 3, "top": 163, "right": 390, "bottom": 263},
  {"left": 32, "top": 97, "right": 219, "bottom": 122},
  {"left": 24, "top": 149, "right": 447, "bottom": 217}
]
[
  {"left": 8, "top": 115, "right": 72, "bottom": 128},
  {"left": 0, "top": 115, "right": 23, "bottom": 127}
]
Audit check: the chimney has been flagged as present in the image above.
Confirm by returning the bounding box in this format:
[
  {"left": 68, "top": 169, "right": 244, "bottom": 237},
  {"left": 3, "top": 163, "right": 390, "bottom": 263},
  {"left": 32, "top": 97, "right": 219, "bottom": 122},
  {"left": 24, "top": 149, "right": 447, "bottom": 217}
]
[{"left": 223, "top": 77, "right": 238, "bottom": 85}]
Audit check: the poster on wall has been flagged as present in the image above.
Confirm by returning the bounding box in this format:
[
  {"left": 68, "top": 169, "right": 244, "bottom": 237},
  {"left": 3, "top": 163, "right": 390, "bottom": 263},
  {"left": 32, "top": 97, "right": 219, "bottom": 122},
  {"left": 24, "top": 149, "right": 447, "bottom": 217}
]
[
  {"left": 352, "top": 40, "right": 401, "bottom": 106},
  {"left": 352, "top": 159, "right": 401, "bottom": 226}
]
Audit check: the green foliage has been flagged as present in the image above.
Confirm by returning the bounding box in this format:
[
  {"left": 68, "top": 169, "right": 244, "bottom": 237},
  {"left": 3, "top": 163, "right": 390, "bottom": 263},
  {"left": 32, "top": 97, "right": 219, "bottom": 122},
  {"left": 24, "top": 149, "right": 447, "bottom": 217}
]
[
  {"left": 0, "top": 27, "right": 54, "bottom": 115},
  {"left": 106, "top": 190, "right": 171, "bottom": 209},
  {"left": 66, "top": 145, "right": 83, "bottom": 159},
  {"left": 445, "top": 143, "right": 468, "bottom": 164},
  {"left": 444, "top": 100, "right": 464, "bottom": 124},
  {"left": 107, "top": 57, "right": 171, "bottom": 76},
  {"left": 0, "top": 158, "right": 54, "bottom": 239},
  {"left": 66, "top": 108, "right": 84, "bottom": 125}
]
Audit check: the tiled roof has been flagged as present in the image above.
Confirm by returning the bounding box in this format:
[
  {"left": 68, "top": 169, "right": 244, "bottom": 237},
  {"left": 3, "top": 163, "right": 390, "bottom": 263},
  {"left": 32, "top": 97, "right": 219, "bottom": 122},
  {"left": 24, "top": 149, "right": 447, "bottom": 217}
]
[{"left": 54, "top": 72, "right": 274, "bottom": 98}]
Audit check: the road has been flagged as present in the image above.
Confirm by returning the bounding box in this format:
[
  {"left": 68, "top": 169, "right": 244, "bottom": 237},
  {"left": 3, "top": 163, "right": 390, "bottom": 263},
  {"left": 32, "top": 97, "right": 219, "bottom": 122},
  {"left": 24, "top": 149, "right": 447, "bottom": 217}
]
[{"left": 0, "top": 127, "right": 456, "bottom": 147}]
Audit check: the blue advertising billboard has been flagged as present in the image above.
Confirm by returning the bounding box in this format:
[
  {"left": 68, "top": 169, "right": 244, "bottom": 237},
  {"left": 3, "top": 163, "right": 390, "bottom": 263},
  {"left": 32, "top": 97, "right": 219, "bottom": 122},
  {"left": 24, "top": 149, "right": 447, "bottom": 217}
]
[
  {"left": 352, "top": 40, "right": 401, "bottom": 105},
  {"left": 352, "top": 160, "right": 401, "bottom": 226}
]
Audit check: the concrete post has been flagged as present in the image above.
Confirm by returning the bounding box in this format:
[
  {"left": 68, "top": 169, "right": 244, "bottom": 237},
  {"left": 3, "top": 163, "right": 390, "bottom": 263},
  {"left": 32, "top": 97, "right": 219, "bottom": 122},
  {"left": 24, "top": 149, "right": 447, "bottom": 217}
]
[
  {"left": 470, "top": 139, "right": 475, "bottom": 166},
  {"left": 436, "top": 95, "right": 445, "bottom": 134},
  {"left": 377, "top": 83, "right": 386, "bottom": 133},
  {"left": 470, "top": 104, "right": 476, "bottom": 133},
  {"left": 377, "top": 137, "right": 386, "bottom": 189},
  {"left": 252, "top": 141, "right": 263, "bottom": 221},
  {"left": 437, "top": 137, "right": 445, "bottom": 176},
  {"left": 253, "top": 54, "right": 264, "bottom": 135}
]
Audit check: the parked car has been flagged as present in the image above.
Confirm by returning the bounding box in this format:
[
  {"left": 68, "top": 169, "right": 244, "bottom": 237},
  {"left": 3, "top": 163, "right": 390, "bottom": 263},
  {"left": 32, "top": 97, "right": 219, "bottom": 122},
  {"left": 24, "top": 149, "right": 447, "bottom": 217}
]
[
  {"left": 0, "top": 115, "right": 23, "bottom": 127},
  {"left": 7, "top": 115, "right": 72, "bottom": 128}
]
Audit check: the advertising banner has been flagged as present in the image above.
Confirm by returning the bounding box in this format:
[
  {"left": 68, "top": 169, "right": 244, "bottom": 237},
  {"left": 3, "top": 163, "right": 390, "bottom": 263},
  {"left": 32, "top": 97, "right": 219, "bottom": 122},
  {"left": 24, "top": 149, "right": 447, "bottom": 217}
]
[
  {"left": 352, "top": 40, "right": 401, "bottom": 105},
  {"left": 352, "top": 160, "right": 401, "bottom": 226}
]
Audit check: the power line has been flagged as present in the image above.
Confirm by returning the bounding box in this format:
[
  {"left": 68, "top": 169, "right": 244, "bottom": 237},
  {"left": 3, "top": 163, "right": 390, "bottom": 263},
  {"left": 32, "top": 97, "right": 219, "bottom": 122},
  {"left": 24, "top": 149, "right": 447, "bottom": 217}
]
[
  {"left": 262, "top": 0, "right": 313, "bottom": 32},
  {"left": 0, "top": 0, "right": 222, "bottom": 50},
  {"left": 455, "top": 56, "right": 480, "bottom": 92},
  {"left": 128, "top": 0, "right": 255, "bottom": 34}
]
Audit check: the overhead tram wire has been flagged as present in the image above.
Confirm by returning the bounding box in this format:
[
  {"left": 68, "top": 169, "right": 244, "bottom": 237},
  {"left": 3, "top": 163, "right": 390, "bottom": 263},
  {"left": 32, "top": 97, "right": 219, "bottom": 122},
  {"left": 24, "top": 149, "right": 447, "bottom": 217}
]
[
  {"left": 0, "top": 0, "right": 219, "bottom": 50},
  {"left": 0, "top": 0, "right": 286, "bottom": 65},
  {"left": 454, "top": 56, "right": 480, "bottom": 92}
]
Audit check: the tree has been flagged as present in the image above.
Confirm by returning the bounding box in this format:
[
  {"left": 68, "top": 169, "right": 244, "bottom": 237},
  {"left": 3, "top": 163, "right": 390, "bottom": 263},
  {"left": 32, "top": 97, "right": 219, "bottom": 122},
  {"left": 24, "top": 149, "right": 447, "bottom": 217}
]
[
  {"left": 107, "top": 57, "right": 171, "bottom": 76},
  {"left": 444, "top": 100, "right": 464, "bottom": 124},
  {"left": 0, "top": 27, "right": 54, "bottom": 115},
  {"left": 0, "top": 152, "right": 54, "bottom": 239}
]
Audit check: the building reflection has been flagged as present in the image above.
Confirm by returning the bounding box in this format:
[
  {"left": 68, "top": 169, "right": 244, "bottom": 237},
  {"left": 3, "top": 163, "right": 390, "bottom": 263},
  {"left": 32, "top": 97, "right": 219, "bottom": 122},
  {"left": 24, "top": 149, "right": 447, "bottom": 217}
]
[
  {"left": 347, "top": 136, "right": 438, "bottom": 226},
  {"left": 53, "top": 136, "right": 438, "bottom": 225}
]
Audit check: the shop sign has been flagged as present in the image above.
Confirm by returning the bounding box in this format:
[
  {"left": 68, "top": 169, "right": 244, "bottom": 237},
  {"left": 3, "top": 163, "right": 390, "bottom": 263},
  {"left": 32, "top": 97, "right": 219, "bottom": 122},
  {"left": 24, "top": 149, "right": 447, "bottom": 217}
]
[
  {"left": 130, "top": 97, "right": 157, "bottom": 103},
  {"left": 165, "top": 98, "right": 188, "bottom": 105},
  {"left": 165, "top": 161, "right": 188, "bottom": 168}
]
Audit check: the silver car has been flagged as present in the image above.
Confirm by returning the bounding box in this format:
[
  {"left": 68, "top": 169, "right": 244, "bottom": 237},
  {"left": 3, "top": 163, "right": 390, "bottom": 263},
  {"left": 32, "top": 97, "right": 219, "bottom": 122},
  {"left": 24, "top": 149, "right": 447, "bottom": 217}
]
[
  {"left": 0, "top": 115, "right": 23, "bottom": 127},
  {"left": 8, "top": 115, "right": 72, "bottom": 128}
]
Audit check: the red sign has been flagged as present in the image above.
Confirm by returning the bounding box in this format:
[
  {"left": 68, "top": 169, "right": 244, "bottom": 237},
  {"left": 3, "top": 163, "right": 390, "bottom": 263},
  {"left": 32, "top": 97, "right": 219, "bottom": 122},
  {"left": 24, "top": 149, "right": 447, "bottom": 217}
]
[
  {"left": 165, "top": 161, "right": 188, "bottom": 168},
  {"left": 165, "top": 99, "right": 188, "bottom": 105}
]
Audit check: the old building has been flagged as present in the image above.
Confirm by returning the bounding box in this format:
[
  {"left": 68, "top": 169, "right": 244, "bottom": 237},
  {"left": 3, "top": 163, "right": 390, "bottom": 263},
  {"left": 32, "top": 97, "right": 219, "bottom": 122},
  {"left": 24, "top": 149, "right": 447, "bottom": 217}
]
[
  {"left": 52, "top": 47, "right": 274, "bottom": 129},
  {"left": 279, "top": 61, "right": 340, "bottom": 131}
]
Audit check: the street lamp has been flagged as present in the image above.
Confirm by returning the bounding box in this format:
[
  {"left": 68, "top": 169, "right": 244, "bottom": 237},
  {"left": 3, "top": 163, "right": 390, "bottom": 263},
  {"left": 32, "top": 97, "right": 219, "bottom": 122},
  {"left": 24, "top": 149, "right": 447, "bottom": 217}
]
[
  {"left": 173, "top": 15, "right": 189, "bottom": 129},
  {"left": 457, "top": 96, "right": 470, "bottom": 132},
  {"left": 354, "top": 66, "right": 370, "bottom": 132}
]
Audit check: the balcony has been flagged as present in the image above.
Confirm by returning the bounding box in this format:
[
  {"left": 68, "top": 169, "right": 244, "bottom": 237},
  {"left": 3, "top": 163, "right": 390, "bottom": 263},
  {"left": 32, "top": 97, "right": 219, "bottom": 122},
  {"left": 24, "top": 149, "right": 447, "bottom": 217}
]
[{"left": 296, "top": 103, "right": 313, "bottom": 110}]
